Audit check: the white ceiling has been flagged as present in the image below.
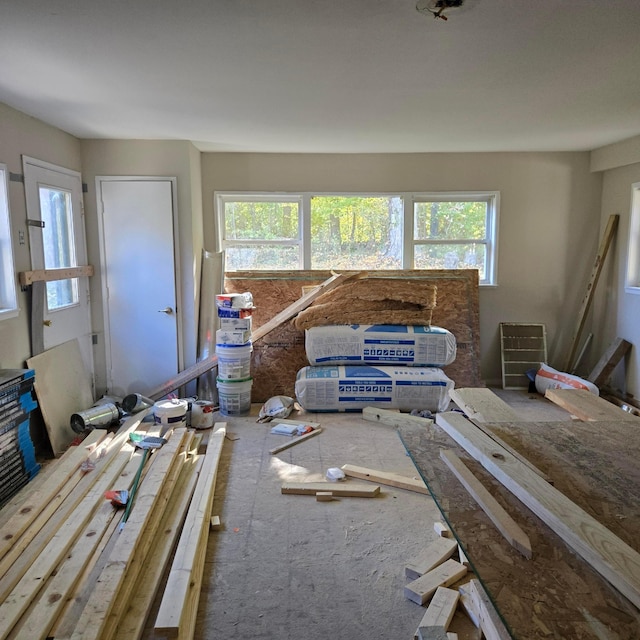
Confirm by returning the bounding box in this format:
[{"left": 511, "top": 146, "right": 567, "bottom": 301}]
[{"left": 1, "top": 0, "right": 640, "bottom": 153}]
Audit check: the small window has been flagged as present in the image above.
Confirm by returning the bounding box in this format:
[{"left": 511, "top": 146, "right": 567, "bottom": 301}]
[
  {"left": 216, "top": 190, "right": 499, "bottom": 284},
  {"left": 626, "top": 182, "right": 640, "bottom": 294},
  {"left": 0, "top": 164, "right": 18, "bottom": 320}
]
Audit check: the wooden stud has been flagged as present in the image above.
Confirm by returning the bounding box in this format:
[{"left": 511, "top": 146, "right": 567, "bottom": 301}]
[
  {"left": 362, "top": 406, "right": 433, "bottom": 429},
  {"left": 434, "top": 521, "right": 452, "bottom": 538},
  {"left": 564, "top": 214, "right": 619, "bottom": 371},
  {"left": 436, "top": 411, "right": 640, "bottom": 610},
  {"left": 545, "top": 387, "right": 640, "bottom": 422},
  {"left": 315, "top": 492, "right": 334, "bottom": 502},
  {"left": 468, "top": 579, "right": 512, "bottom": 640},
  {"left": 210, "top": 515, "right": 222, "bottom": 530},
  {"left": 269, "top": 427, "right": 323, "bottom": 455},
  {"left": 405, "top": 537, "right": 458, "bottom": 580},
  {"left": 440, "top": 449, "right": 532, "bottom": 559},
  {"left": 449, "top": 388, "right": 520, "bottom": 423},
  {"left": 18, "top": 265, "right": 94, "bottom": 286},
  {"left": 282, "top": 482, "right": 380, "bottom": 498},
  {"left": 341, "top": 463, "right": 429, "bottom": 495},
  {"left": 154, "top": 425, "right": 227, "bottom": 638},
  {"left": 416, "top": 586, "right": 460, "bottom": 631},
  {"left": 588, "top": 337, "right": 632, "bottom": 386},
  {"left": 404, "top": 559, "right": 467, "bottom": 605}
]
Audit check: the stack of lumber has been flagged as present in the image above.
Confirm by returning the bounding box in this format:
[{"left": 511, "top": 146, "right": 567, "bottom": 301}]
[
  {"left": 293, "top": 278, "right": 437, "bottom": 329},
  {"left": 0, "top": 410, "right": 226, "bottom": 640}
]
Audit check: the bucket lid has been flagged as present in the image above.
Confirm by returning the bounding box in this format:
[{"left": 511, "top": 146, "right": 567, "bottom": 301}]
[{"left": 154, "top": 398, "right": 188, "bottom": 415}]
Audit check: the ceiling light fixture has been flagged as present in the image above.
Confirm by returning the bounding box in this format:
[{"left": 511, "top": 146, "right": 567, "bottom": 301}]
[{"left": 416, "top": 0, "right": 466, "bottom": 21}]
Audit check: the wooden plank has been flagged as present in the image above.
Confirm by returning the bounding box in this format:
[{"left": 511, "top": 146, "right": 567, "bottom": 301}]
[
  {"left": 0, "top": 428, "right": 107, "bottom": 562},
  {"left": 448, "top": 388, "right": 553, "bottom": 483},
  {"left": 468, "top": 579, "right": 513, "bottom": 640},
  {"left": 154, "top": 424, "right": 227, "bottom": 637},
  {"left": 340, "top": 463, "right": 429, "bottom": 495},
  {"left": 147, "top": 356, "right": 218, "bottom": 401},
  {"left": 449, "top": 388, "right": 520, "bottom": 423},
  {"left": 27, "top": 339, "right": 95, "bottom": 456},
  {"left": 587, "top": 337, "right": 632, "bottom": 386},
  {"left": 544, "top": 387, "right": 640, "bottom": 422},
  {"left": 269, "top": 427, "right": 322, "bottom": 455},
  {"left": 63, "top": 428, "right": 189, "bottom": 640},
  {"left": 14, "top": 446, "right": 147, "bottom": 640},
  {"left": 439, "top": 449, "right": 532, "bottom": 559},
  {"left": 362, "top": 406, "right": 434, "bottom": 429},
  {"left": 112, "top": 454, "right": 202, "bottom": 640},
  {"left": 18, "top": 265, "right": 94, "bottom": 286},
  {"left": 404, "top": 559, "right": 467, "bottom": 605},
  {"left": 281, "top": 482, "right": 380, "bottom": 498},
  {"left": 251, "top": 271, "right": 365, "bottom": 343},
  {"left": 0, "top": 442, "right": 133, "bottom": 638},
  {"left": 406, "top": 537, "right": 458, "bottom": 580},
  {"left": 435, "top": 411, "right": 640, "bottom": 609},
  {"left": 416, "top": 586, "right": 459, "bottom": 631},
  {"left": 315, "top": 492, "right": 334, "bottom": 502},
  {"left": 564, "top": 214, "right": 619, "bottom": 371}
]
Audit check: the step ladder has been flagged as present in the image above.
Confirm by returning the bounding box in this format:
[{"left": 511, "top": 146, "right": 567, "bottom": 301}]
[{"left": 500, "top": 323, "right": 547, "bottom": 389}]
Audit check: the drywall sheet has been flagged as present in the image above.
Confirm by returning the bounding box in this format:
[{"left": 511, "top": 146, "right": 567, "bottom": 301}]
[
  {"left": 27, "top": 339, "right": 94, "bottom": 456},
  {"left": 224, "top": 270, "right": 481, "bottom": 402}
]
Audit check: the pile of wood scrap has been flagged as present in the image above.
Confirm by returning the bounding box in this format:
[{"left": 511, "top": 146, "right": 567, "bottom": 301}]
[
  {"left": 293, "top": 278, "right": 437, "bottom": 329},
  {"left": 405, "top": 520, "right": 511, "bottom": 639},
  {"left": 0, "top": 411, "right": 226, "bottom": 640}
]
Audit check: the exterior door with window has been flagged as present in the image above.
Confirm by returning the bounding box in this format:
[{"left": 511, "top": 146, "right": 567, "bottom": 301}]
[{"left": 23, "top": 157, "right": 94, "bottom": 388}]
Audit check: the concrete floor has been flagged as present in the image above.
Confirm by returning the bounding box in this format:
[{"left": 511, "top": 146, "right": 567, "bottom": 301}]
[{"left": 177, "top": 391, "right": 571, "bottom": 640}]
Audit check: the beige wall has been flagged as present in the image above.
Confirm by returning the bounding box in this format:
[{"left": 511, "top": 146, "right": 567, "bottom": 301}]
[
  {"left": 202, "top": 152, "right": 603, "bottom": 386},
  {"left": 591, "top": 139, "right": 640, "bottom": 399},
  {"left": 0, "top": 102, "right": 82, "bottom": 370},
  {"left": 80, "top": 140, "right": 204, "bottom": 395}
]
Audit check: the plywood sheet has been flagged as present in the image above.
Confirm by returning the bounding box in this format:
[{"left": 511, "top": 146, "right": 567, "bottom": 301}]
[
  {"left": 26, "top": 339, "right": 94, "bottom": 457},
  {"left": 225, "top": 270, "right": 481, "bottom": 402},
  {"left": 398, "top": 418, "right": 640, "bottom": 639}
]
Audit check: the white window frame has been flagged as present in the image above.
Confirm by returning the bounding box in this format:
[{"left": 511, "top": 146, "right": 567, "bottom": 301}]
[
  {"left": 0, "top": 164, "right": 19, "bottom": 320},
  {"left": 215, "top": 190, "right": 499, "bottom": 285},
  {"left": 626, "top": 182, "right": 640, "bottom": 294}
]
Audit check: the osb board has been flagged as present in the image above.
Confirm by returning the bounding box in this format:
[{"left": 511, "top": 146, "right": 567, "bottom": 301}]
[
  {"left": 398, "top": 419, "right": 640, "bottom": 640},
  {"left": 224, "top": 270, "right": 481, "bottom": 402}
]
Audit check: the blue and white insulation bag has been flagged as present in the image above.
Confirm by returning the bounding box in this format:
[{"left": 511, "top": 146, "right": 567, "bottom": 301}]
[
  {"left": 295, "top": 365, "right": 454, "bottom": 413},
  {"left": 304, "top": 325, "right": 456, "bottom": 367}
]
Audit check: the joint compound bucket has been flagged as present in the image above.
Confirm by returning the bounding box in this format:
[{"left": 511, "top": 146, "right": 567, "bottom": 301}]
[
  {"left": 190, "top": 399, "right": 216, "bottom": 429},
  {"left": 215, "top": 342, "right": 252, "bottom": 380},
  {"left": 153, "top": 398, "right": 188, "bottom": 434},
  {"left": 216, "top": 377, "right": 252, "bottom": 417}
]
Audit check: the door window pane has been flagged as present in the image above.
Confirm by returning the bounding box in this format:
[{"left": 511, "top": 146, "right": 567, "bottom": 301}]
[{"left": 39, "top": 186, "right": 78, "bottom": 310}]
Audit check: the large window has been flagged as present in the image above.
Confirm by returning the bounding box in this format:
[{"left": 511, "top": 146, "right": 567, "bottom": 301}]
[
  {"left": 0, "top": 164, "right": 18, "bottom": 320},
  {"left": 216, "top": 191, "right": 499, "bottom": 284}
]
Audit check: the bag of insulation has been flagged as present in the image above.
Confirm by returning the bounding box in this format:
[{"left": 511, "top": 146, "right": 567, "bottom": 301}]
[
  {"left": 534, "top": 363, "right": 599, "bottom": 396},
  {"left": 295, "top": 365, "right": 454, "bottom": 413}
]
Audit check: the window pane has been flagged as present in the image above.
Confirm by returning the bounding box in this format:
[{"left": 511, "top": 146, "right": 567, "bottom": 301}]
[
  {"left": 39, "top": 186, "right": 78, "bottom": 310},
  {"left": 225, "top": 244, "right": 300, "bottom": 271},
  {"left": 310, "top": 196, "right": 403, "bottom": 270},
  {"left": 414, "top": 201, "right": 487, "bottom": 240},
  {"left": 414, "top": 243, "right": 486, "bottom": 279},
  {"left": 225, "top": 201, "right": 299, "bottom": 240}
]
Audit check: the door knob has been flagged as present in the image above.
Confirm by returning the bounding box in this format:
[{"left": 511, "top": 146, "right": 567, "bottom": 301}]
[{"left": 158, "top": 307, "right": 173, "bottom": 315}]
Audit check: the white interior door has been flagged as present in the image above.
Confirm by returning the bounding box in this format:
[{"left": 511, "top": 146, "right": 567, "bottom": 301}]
[
  {"left": 23, "top": 156, "right": 94, "bottom": 390},
  {"left": 97, "top": 178, "right": 180, "bottom": 397}
]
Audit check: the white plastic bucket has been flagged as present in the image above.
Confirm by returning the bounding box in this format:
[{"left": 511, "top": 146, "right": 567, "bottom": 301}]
[
  {"left": 153, "top": 398, "right": 188, "bottom": 433},
  {"left": 216, "top": 342, "right": 252, "bottom": 380},
  {"left": 216, "top": 377, "right": 253, "bottom": 417}
]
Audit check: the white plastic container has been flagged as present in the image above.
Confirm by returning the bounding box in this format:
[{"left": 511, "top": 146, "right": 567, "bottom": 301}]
[
  {"left": 153, "top": 398, "right": 188, "bottom": 433},
  {"left": 190, "top": 399, "right": 216, "bottom": 429},
  {"left": 216, "top": 342, "right": 252, "bottom": 380},
  {"left": 216, "top": 377, "right": 253, "bottom": 416}
]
